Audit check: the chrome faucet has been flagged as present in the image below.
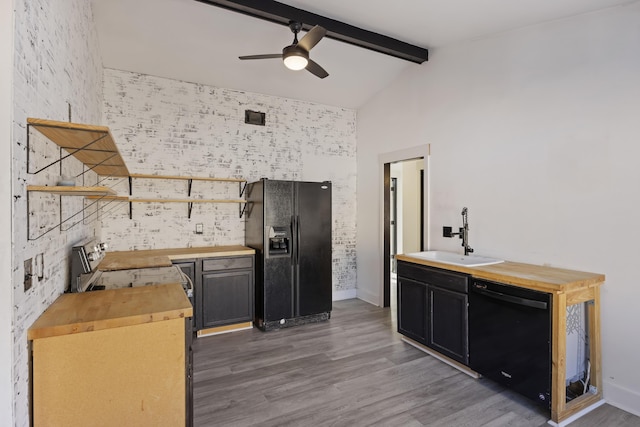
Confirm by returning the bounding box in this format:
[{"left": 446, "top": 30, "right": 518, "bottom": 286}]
[
  {"left": 460, "top": 207, "right": 473, "bottom": 256},
  {"left": 444, "top": 207, "right": 474, "bottom": 255}
]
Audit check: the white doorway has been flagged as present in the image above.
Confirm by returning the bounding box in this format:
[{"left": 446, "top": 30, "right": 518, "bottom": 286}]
[
  {"left": 387, "top": 158, "right": 425, "bottom": 311},
  {"left": 380, "top": 144, "right": 429, "bottom": 309}
]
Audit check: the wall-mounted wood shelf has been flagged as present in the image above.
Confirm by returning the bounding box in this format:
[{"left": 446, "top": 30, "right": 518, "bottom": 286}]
[
  {"left": 87, "top": 196, "right": 245, "bottom": 203},
  {"left": 129, "top": 173, "right": 245, "bottom": 183},
  {"left": 26, "top": 118, "right": 129, "bottom": 240},
  {"left": 131, "top": 198, "right": 247, "bottom": 204},
  {"left": 28, "top": 185, "right": 117, "bottom": 197},
  {"left": 126, "top": 174, "right": 248, "bottom": 219},
  {"left": 26, "top": 118, "right": 249, "bottom": 237},
  {"left": 28, "top": 117, "right": 129, "bottom": 177}
]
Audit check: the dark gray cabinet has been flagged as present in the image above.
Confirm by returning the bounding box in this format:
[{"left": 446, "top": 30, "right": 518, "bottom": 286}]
[
  {"left": 397, "top": 276, "right": 428, "bottom": 343},
  {"left": 173, "top": 255, "right": 255, "bottom": 332},
  {"left": 397, "top": 261, "right": 469, "bottom": 364},
  {"left": 428, "top": 284, "right": 468, "bottom": 363},
  {"left": 197, "top": 255, "right": 254, "bottom": 330}
]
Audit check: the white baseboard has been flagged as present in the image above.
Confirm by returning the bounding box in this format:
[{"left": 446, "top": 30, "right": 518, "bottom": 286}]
[
  {"left": 603, "top": 380, "right": 640, "bottom": 417},
  {"left": 332, "top": 289, "right": 357, "bottom": 301},
  {"left": 546, "top": 399, "right": 605, "bottom": 427},
  {"left": 355, "top": 288, "right": 379, "bottom": 306},
  {"left": 401, "top": 337, "right": 480, "bottom": 379}
]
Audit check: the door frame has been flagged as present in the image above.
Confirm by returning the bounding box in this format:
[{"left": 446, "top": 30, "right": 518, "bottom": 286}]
[{"left": 379, "top": 145, "right": 430, "bottom": 307}]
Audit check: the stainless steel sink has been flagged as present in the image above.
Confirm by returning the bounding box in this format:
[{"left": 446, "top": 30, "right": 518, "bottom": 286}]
[{"left": 405, "top": 251, "right": 504, "bottom": 267}]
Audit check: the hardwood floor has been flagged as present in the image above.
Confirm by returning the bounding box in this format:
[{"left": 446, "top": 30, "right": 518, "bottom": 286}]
[{"left": 193, "top": 299, "right": 639, "bottom": 427}]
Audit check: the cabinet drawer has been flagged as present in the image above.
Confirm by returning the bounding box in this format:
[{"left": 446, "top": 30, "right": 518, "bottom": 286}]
[
  {"left": 397, "top": 261, "right": 469, "bottom": 293},
  {"left": 202, "top": 256, "right": 253, "bottom": 272}
]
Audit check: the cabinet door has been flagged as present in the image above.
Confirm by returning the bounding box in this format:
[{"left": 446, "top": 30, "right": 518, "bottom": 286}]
[
  {"left": 429, "top": 285, "right": 468, "bottom": 364},
  {"left": 397, "top": 276, "right": 428, "bottom": 344},
  {"left": 201, "top": 270, "right": 254, "bottom": 328}
]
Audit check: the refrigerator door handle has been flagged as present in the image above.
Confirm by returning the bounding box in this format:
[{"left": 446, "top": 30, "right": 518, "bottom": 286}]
[
  {"left": 291, "top": 215, "right": 297, "bottom": 265},
  {"left": 296, "top": 215, "right": 301, "bottom": 265}
]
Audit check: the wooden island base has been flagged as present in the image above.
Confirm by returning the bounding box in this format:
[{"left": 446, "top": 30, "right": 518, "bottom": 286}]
[{"left": 396, "top": 254, "right": 605, "bottom": 426}]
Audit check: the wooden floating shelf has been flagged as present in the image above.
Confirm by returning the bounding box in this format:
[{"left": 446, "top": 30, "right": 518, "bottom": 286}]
[
  {"left": 85, "top": 195, "right": 130, "bottom": 201},
  {"left": 28, "top": 117, "right": 130, "bottom": 177},
  {"left": 131, "top": 198, "right": 246, "bottom": 204},
  {"left": 86, "top": 196, "right": 246, "bottom": 204},
  {"left": 129, "top": 173, "right": 246, "bottom": 183},
  {"left": 27, "top": 185, "right": 117, "bottom": 197}
]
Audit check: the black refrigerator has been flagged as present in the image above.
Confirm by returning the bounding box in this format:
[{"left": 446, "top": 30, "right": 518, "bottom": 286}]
[{"left": 245, "top": 179, "right": 332, "bottom": 331}]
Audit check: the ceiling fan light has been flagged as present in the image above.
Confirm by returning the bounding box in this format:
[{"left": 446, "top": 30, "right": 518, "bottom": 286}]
[{"left": 283, "top": 46, "right": 309, "bottom": 70}]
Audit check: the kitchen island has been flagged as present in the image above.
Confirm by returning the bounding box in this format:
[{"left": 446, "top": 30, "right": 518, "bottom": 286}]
[
  {"left": 396, "top": 253, "right": 605, "bottom": 426},
  {"left": 28, "top": 283, "right": 192, "bottom": 427}
]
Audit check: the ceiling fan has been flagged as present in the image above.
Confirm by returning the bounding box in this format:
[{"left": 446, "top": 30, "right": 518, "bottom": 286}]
[{"left": 239, "top": 21, "right": 329, "bottom": 79}]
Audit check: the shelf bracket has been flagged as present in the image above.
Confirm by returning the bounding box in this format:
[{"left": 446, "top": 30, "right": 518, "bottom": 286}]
[
  {"left": 239, "top": 202, "right": 248, "bottom": 219},
  {"left": 239, "top": 181, "right": 247, "bottom": 198},
  {"left": 188, "top": 202, "right": 194, "bottom": 219},
  {"left": 128, "top": 176, "right": 134, "bottom": 219},
  {"left": 187, "top": 179, "right": 194, "bottom": 218}
]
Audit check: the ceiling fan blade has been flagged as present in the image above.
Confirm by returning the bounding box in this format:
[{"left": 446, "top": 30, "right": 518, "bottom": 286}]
[
  {"left": 239, "top": 54, "right": 282, "bottom": 60},
  {"left": 306, "top": 59, "right": 329, "bottom": 79},
  {"left": 297, "top": 25, "right": 326, "bottom": 52}
]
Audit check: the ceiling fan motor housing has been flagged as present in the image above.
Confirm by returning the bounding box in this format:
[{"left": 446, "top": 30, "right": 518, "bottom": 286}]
[{"left": 282, "top": 45, "right": 309, "bottom": 70}]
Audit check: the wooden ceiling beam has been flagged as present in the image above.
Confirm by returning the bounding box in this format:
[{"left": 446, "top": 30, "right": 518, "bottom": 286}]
[{"left": 195, "top": 0, "right": 428, "bottom": 63}]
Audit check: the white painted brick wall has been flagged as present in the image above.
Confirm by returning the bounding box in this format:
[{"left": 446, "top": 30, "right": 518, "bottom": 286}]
[
  {"left": 102, "top": 69, "right": 357, "bottom": 293},
  {"left": 11, "top": 1, "right": 103, "bottom": 425}
]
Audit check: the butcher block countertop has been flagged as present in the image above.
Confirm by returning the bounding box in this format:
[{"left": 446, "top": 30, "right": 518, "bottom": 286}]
[
  {"left": 98, "top": 245, "right": 255, "bottom": 271},
  {"left": 396, "top": 254, "right": 605, "bottom": 293},
  {"left": 28, "top": 283, "right": 192, "bottom": 340}
]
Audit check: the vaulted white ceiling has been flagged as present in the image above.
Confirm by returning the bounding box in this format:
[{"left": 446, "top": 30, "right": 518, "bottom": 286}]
[{"left": 91, "top": 0, "right": 635, "bottom": 109}]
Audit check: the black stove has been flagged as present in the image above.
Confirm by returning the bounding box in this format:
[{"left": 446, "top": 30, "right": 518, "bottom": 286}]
[{"left": 69, "top": 239, "right": 191, "bottom": 297}]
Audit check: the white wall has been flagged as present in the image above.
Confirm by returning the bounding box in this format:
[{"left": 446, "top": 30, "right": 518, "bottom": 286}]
[
  {"left": 357, "top": 3, "right": 640, "bottom": 415},
  {"left": 11, "top": 1, "right": 104, "bottom": 424},
  {"left": 100, "top": 69, "right": 358, "bottom": 297},
  {"left": 1, "top": 1, "right": 15, "bottom": 424}
]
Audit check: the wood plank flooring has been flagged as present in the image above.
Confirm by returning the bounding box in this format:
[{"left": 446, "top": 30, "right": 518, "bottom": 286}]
[{"left": 193, "top": 299, "right": 639, "bottom": 427}]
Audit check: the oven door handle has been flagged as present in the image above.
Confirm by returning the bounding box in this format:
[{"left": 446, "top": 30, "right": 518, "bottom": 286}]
[{"left": 473, "top": 285, "right": 548, "bottom": 310}]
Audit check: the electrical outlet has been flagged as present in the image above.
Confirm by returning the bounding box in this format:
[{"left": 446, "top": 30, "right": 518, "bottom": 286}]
[
  {"left": 24, "top": 258, "right": 33, "bottom": 292},
  {"left": 195, "top": 223, "right": 203, "bottom": 234}
]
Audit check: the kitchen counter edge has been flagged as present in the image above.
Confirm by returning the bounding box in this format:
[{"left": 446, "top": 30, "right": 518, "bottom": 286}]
[
  {"left": 28, "top": 283, "right": 192, "bottom": 340},
  {"left": 98, "top": 245, "right": 256, "bottom": 270},
  {"left": 396, "top": 254, "right": 605, "bottom": 293}
]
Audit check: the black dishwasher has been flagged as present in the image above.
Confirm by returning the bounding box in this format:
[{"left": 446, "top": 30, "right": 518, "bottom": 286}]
[{"left": 469, "top": 279, "right": 552, "bottom": 408}]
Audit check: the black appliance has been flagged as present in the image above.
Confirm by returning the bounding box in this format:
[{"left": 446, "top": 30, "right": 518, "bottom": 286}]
[
  {"left": 469, "top": 278, "right": 552, "bottom": 408},
  {"left": 245, "top": 179, "right": 332, "bottom": 331},
  {"left": 69, "top": 239, "right": 192, "bottom": 298}
]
